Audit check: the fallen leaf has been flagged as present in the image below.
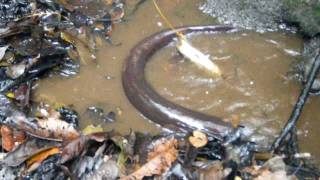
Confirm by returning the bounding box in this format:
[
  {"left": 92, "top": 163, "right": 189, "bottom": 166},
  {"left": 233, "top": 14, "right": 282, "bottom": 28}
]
[
  {"left": 82, "top": 124, "right": 104, "bottom": 135},
  {"left": 82, "top": 157, "right": 119, "bottom": 180},
  {"left": 6, "top": 63, "right": 26, "bottom": 79},
  {"left": 0, "top": 125, "right": 25, "bottom": 152},
  {"left": 189, "top": 131, "right": 208, "bottom": 148},
  {"left": 59, "top": 132, "right": 107, "bottom": 164},
  {"left": 26, "top": 147, "right": 60, "bottom": 169},
  {"left": 3, "top": 139, "right": 60, "bottom": 167},
  {"left": 1, "top": 125, "right": 14, "bottom": 151},
  {"left": 59, "top": 135, "right": 89, "bottom": 164},
  {"left": 5, "top": 92, "right": 15, "bottom": 99},
  {"left": 1, "top": 106, "right": 80, "bottom": 141},
  {"left": 122, "top": 137, "right": 178, "bottom": 180},
  {"left": 0, "top": 46, "right": 8, "bottom": 61}
]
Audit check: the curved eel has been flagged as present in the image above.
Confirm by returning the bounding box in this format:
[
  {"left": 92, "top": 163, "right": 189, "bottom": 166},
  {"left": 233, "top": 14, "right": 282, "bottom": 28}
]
[{"left": 122, "top": 25, "right": 236, "bottom": 140}]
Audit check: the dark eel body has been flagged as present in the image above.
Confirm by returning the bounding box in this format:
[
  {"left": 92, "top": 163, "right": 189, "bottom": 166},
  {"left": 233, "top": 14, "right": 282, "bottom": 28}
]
[{"left": 122, "top": 25, "right": 236, "bottom": 140}]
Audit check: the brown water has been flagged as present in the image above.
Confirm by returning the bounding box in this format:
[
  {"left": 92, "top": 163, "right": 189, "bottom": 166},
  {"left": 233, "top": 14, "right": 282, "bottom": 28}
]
[{"left": 34, "top": 0, "right": 319, "bottom": 161}]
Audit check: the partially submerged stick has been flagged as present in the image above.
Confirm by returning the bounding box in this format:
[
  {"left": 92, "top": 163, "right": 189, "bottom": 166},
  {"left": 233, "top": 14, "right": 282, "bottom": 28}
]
[
  {"left": 152, "top": 0, "right": 221, "bottom": 77},
  {"left": 270, "top": 50, "right": 320, "bottom": 152}
]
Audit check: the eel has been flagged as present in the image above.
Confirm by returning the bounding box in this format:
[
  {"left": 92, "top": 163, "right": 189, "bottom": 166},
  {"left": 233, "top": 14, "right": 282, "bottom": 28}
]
[{"left": 122, "top": 25, "right": 236, "bottom": 140}]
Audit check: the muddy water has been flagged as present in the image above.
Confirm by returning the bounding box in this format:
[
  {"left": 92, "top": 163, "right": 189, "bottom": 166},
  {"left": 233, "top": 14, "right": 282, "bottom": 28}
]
[
  {"left": 146, "top": 32, "right": 302, "bottom": 145},
  {"left": 34, "top": 0, "right": 319, "bottom": 160}
]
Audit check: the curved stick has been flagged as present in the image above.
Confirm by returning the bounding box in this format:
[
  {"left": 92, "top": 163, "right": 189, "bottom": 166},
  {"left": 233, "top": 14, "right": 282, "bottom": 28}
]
[{"left": 122, "top": 25, "right": 236, "bottom": 140}]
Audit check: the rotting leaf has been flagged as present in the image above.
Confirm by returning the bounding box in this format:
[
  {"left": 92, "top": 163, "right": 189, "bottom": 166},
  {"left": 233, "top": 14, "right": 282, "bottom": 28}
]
[{"left": 122, "top": 137, "right": 178, "bottom": 180}]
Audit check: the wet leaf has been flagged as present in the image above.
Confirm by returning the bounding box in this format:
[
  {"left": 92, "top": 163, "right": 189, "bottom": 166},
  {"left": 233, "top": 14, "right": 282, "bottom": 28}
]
[
  {"left": 82, "top": 124, "right": 104, "bottom": 135},
  {"left": 59, "top": 135, "right": 89, "bottom": 164},
  {"left": 26, "top": 147, "right": 60, "bottom": 169},
  {"left": 3, "top": 138, "right": 60, "bottom": 167},
  {"left": 60, "top": 31, "right": 75, "bottom": 45},
  {"left": 82, "top": 157, "right": 120, "bottom": 180},
  {"left": 0, "top": 46, "right": 9, "bottom": 61},
  {"left": 27, "top": 154, "right": 68, "bottom": 179},
  {"left": 35, "top": 109, "right": 80, "bottom": 140},
  {"left": 123, "top": 137, "right": 178, "bottom": 180},
  {"left": 188, "top": 131, "right": 208, "bottom": 148},
  {"left": 0, "top": 104, "right": 80, "bottom": 141},
  {"left": 60, "top": 132, "right": 107, "bottom": 164}
]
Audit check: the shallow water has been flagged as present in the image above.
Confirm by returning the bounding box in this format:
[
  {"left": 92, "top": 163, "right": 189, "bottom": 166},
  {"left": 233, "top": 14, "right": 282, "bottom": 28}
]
[
  {"left": 34, "top": 0, "right": 319, "bottom": 162},
  {"left": 146, "top": 31, "right": 302, "bottom": 147}
]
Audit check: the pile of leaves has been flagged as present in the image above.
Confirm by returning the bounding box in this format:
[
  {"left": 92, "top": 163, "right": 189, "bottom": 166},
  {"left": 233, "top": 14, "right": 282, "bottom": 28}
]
[
  {"left": 0, "top": 92, "right": 319, "bottom": 179},
  {"left": 0, "top": 0, "right": 125, "bottom": 154},
  {"left": 0, "top": 88, "right": 319, "bottom": 177},
  {"left": 0, "top": 0, "right": 124, "bottom": 94}
]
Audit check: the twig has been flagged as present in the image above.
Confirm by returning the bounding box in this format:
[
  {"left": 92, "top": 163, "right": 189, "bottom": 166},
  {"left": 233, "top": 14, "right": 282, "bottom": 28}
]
[{"left": 270, "top": 50, "right": 320, "bottom": 152}]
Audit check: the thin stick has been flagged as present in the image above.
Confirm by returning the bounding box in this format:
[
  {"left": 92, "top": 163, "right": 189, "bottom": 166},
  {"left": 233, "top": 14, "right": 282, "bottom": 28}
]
[{"left": 270, "top": 50, "right": 320, "bottom": 152}]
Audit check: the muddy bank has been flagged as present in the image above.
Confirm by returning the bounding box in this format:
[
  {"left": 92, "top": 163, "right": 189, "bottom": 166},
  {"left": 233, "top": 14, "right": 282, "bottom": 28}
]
[
  {"left": 202, "top": 0, "right": 320, "bottom": 36},
  {"left": 202, "top": 0, "right": 320, "bottom": 89}
]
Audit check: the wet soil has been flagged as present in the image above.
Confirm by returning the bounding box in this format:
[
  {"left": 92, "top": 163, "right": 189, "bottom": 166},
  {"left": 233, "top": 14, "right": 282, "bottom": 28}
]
[{"left": 34, "top": 0, "right": 319, "bottom": 162}]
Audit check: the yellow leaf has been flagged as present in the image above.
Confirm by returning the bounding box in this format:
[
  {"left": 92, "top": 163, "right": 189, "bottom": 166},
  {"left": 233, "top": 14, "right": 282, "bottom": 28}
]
[
  {"left": 82, "top": 124, "right": 104, "bottom": 135},
  {"left": 61, "top": 31, "right": 75, "bottom": 45},
  {"left": 26, "top": 147, "right": 60, "bottom": 168},
  {"left": 6, "top": 92, "right": 15, "bottom": 99}
]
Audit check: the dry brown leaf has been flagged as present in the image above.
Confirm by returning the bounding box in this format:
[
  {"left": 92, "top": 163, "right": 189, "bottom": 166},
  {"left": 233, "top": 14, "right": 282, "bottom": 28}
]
[
  {"left": 1, "top": 126, "right": 26, "bottom": 152},
  {"left": 122, "top": 137, "right": 178, "bottom": 180},
  {"left": 189, "top": 131, "right": 208, "bottom": 148},
  {"left": 1, "top": 125, "right": 14, "bottom": 151},
  {"left": 26, "top": 147, "right": 60, "bottom": 169}
]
